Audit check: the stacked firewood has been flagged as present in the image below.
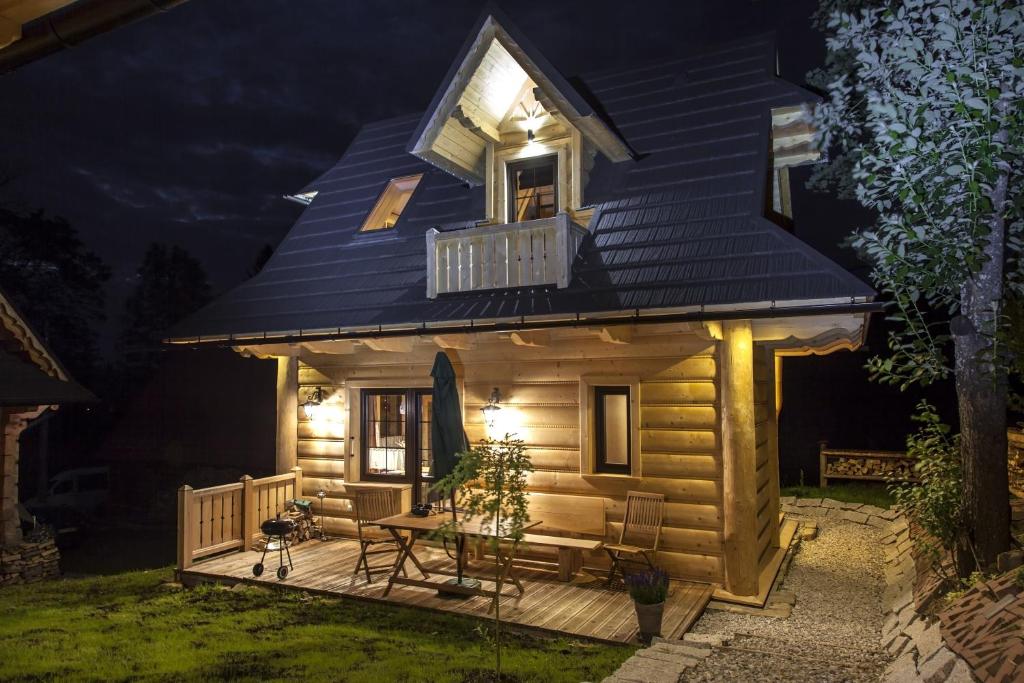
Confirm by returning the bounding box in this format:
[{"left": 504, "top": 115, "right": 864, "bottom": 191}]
[
  {"left": 826, "top": 457, "right": 916, "bottom": 481},
  {"left": 0, "top": 529, "right": 60, "bottom": 586},
  {"left": 253, "top": 500, "right": 320, "bottom": 552}
]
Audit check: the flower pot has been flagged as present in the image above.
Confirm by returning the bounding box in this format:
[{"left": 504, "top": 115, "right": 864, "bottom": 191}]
[{"left": 633, "top": 600, "right": 665, "bottom": 642}]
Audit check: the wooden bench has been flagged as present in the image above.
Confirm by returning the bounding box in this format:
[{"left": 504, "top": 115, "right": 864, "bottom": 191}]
[
  {"left": 475, "top": 493, "right": 605, "bottom": 581},
  {"left": 521, "top": 533, "right": 603, "bottom": 581}
]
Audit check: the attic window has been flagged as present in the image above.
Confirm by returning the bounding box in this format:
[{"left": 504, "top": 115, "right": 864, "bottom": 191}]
[
  {"left": 507, "top": 155, "right": 557, "bottom": 222},
  {"left": 360, "top": 174, "right": 423, "bottom": 231}
]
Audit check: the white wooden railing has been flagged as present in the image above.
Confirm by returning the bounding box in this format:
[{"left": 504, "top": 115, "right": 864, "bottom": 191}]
[
  {"left": 426, "top": 213, "right": 586, "bottom": 298},
  {"left": 177, "top": 467, "right": 303, "bottom": 572}
]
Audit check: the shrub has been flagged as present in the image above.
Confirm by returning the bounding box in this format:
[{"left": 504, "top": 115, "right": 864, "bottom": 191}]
[
  {"left": 890, "top": 400, "right": 964, "bottom": 576},
  {"left": 624, "top": 569, "right": 669, "bottom": 605}
]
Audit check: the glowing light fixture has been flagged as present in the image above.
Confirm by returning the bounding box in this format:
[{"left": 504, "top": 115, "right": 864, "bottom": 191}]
[
  {"left": 480, "top": 387, "right": 502, "bottom": 427},
  {"left": 303, "top": 386, "right": 325, "bottom": 421},
  {"left": 315, "top": 488, "right": 327, "bottom": 540}
]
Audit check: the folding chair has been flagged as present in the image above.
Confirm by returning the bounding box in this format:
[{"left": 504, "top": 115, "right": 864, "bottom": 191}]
[
  {"left": 605, "top": 491, "right": 665, "bottom": 587},
  {"left": 353, "top": 489, "right": 406, "bottom": 584}
]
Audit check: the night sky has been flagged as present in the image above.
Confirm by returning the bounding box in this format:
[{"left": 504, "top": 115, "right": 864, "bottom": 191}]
[{"left": 0, "top": 0, "right": 869, "bottom": 353}]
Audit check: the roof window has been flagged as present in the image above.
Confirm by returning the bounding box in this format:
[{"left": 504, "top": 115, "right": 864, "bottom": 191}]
[{"left": 360, "top": 174, "right": 423, "bottom": 231}]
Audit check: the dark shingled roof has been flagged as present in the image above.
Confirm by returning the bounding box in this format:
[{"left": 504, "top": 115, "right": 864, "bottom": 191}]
[
  {"left": 0, "top": 349, "right": 95, "bottom": 406},
  {"left": 174, "top": 32, "right": 872, "bottom": 341}
]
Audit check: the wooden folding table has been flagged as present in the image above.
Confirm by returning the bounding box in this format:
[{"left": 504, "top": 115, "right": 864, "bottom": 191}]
[{"left": 374, "top": 512, "right": 539, "bottom": 613}]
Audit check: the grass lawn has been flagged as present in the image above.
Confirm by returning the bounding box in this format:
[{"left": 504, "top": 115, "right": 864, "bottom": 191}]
[
  {"left": 0, "top": 568, "right": 633, "bottom": 682},
  {"left": 781, "top": 482, "right": 895, "bottom": 509}
]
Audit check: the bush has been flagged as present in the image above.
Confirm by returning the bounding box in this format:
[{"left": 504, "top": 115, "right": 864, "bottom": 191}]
[
  {"left": 624, "top": 569, "right": 669, "bottom": 605},
  {"left": 890, "top": 400, "right": 963, "bottom": 575}
]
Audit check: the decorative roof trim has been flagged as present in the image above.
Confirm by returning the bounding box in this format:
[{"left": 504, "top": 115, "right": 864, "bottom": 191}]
[
  {"left": 0, "top": 288, "right": 68, "bottom": 382},
  {"left": 407, "top": 8, "right": 633, "bottom": 184}
]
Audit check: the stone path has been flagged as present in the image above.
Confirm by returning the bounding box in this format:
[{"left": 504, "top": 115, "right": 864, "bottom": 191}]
[
  {"left": 602, "top": 519, "right": 892, "bottom": 682},
  {"left": 602, "top": 639, "right": 714, "bottom": 683}
]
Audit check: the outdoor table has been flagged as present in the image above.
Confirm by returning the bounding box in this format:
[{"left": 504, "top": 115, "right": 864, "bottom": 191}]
[{"left": 374, "top": 512, "right": 540, "bottom": 612}]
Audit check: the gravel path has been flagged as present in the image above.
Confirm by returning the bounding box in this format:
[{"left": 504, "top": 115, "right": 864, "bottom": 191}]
[{"left": 683, "top": 520, "right": 891, "bottom": 682}]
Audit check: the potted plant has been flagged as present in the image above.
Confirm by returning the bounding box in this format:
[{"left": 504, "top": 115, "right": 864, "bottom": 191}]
[{"left": 625, "top": 568, "right": 669, "bottom": 643}]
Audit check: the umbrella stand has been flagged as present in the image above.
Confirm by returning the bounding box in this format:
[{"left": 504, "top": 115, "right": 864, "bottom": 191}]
[{"left": 438, "top": 490, "right": 481, "bottom": 596}]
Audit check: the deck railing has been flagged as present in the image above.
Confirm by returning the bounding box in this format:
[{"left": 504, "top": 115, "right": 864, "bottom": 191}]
[
  {"left": 426, "top": 213, "right": 586, "bottom": 298},
  {"left": 177, "top": 467, "right": 302, "bottom": 572}
]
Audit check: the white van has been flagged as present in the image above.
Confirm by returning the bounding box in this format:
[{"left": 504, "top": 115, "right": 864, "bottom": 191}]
[{"left": 31, "top": 466, "right": 110, "bottom": 513}]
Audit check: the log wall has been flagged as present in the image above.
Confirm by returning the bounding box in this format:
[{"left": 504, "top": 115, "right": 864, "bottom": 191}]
[{"left": 294, "top": 325, "right": 728, "bottom": 584}]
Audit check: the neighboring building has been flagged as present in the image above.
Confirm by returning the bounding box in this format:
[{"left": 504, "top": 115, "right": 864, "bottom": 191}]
[
  {"left": 1, "top": 286, "right": 93, "bottom": 582},
  {"left": 0, "top": 0, "right": 188, "bottom": 74},
  {"left": 171, "top": 10, "right": 875, "bottom": 598}
]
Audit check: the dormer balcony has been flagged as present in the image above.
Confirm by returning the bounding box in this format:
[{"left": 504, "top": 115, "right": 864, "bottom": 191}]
[{"left": 426, "top": 213, "right": 586, "bottom": 298}]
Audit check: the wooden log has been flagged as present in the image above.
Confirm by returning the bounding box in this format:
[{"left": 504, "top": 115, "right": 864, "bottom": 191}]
[{"left": 720, "top": 320, "right": 758, "bottom": 597}]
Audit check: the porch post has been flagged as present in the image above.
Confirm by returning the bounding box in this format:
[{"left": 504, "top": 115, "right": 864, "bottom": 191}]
[
  {"left": 240, "top": 475, "right": 254, "bottom": 551},
  {"left": 177, "top": 484, "right": 194, "bottom": 573},
  {"left": 1, "top": 410, "right": 24, "bottom": 547},
  {"left": 720, "top": 320, "right": 759, "bottom": 596},
  {"left": 275, "top": 355, "right": 298, "bottom": 475}
]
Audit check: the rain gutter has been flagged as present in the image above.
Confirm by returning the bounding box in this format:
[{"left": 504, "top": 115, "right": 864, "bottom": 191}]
[{"left": 166, "top": 299, "right": 883, "bottom": 349}]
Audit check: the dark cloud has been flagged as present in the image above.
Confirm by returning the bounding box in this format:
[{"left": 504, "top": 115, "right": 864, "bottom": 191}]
[{"left": 1, "top": 0, "right": 853, "bottom": 352}]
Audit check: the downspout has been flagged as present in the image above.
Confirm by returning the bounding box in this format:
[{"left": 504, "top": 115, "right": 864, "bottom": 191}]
[{"left": 0, "top": 0, "right": 188, "bottom": 75}]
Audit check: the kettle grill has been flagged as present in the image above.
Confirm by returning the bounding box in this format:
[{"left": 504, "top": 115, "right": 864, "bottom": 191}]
[{"left": 253, "top": 515, "right": 296, "bottom": 580}]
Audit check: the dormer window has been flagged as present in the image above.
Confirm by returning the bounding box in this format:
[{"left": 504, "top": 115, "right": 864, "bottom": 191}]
[
  {"left": 360, "top": 174, "right": 423, "bottom": 232},
  {"left": 507, "top": 155, "right": 557, "bottom": 222}
]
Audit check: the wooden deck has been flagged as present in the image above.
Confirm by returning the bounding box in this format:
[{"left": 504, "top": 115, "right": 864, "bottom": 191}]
[{"left": 182, "top": 538, "right": 713, "bottom": 644}]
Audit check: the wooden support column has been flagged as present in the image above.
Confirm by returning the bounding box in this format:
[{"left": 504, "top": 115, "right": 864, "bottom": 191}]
[
  {"left": 720, "top": 320, "right": 759, "bottom": 596},
  {"left": 1, "top": 410, "right": 24, "bottom": 547},
  {"left": 276, "top": 356, "right": 298, "bottom": 475},
  {"left": 763, "top": 347, "right": 782, "bottom": 548}
]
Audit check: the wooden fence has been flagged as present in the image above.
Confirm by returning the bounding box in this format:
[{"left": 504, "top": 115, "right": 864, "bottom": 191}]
[{"left": 177, "top": 467, "right": 302, "bottom": 572}]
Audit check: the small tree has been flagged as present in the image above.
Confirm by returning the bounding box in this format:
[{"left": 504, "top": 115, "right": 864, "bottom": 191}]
[
  {"left": 433, "top": 434, "right": 532, "bottom": 678},
  {"left": 816, "top": 0, "right": 1024, "bottom": 571}
]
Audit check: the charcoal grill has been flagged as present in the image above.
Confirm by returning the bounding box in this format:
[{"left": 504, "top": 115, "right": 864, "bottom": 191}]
[{"left": 253, "top": 515, "right": 296, "bottom": 580}]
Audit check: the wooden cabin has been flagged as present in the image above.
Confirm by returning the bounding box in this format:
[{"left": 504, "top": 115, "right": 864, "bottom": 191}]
[
  {"left": 1, "top": 286, "right": 93, "bottom": 581},
  {"left": 170, "top": 11, "right": 875, "bottom": 600}
]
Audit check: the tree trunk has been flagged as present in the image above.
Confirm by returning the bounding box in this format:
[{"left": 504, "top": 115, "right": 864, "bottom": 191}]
[{"left": 953, "top": 131, "right": 1011, "bottom": 573}]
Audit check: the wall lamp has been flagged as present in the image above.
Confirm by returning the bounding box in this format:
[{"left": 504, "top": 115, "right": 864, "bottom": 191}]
[
  {"left": 480, "top": 387, "right": 502, "bottom": 427},
  {"left": 303, "top": 386, "right": 325, "bottom": 420}
]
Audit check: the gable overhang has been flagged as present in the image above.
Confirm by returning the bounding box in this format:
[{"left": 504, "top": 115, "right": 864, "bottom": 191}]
[
  {"left": 407, "top": 11, "right": 633, "bottom": 186},
  {"left": 0, "top": 288, "right": 95, "bottom": 409}
]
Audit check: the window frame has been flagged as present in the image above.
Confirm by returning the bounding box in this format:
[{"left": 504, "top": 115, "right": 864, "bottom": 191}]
[
  {"left": 593, "top": 386, "right": 632, "bottom": 475},
  {"left": 505, "top": 154, "right": 559, "bottom": 223},
  {"left": 357, "top": 388, "right": 435, "bottom": 501},
  {"left": 579, "top": 375, "right": 641, "bottom": 478},
  {"left": 359, "top": 173, "right": 423, "bottom": 233}
]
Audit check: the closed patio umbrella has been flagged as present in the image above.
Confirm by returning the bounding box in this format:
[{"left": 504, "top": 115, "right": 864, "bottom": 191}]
[
  {"left": 430, "top": 351, "right": 468, "bottom": 486},
  {"left": 429, "top": 351, "right": 474, "bottom": 588}
]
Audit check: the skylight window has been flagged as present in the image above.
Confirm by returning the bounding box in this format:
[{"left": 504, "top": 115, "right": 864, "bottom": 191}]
[{"left": 360, "top": 174, "right": 423, "bottom": 231}]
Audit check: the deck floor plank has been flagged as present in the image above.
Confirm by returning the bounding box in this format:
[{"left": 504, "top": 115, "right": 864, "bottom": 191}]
[{"left": 183, "top": 538, "right": 711, "bottom": 644}]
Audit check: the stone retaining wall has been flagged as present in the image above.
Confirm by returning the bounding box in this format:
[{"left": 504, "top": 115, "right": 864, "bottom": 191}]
[
  {"left": 780, "top": 496, "right": 899, "bottom": 528},
  {"left": 879, "top": 517, "right": 975, "bottom": 682},
  {"left": 0, "top": 536, "right": 60, "bottom": 586}
]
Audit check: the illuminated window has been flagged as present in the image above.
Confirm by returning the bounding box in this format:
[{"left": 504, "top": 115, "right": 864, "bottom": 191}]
[
  {"left": 360, "top": 388, "right": 434, "bottom": 502},
  {"left": 360, "top": 174, "right": 423, "bottom": 231},
  {"left": 507, "top": 155, "right": 557, "bottom": 222},
  {"left": 594, "top": 386, "right": 630, "bottom": 474}
]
